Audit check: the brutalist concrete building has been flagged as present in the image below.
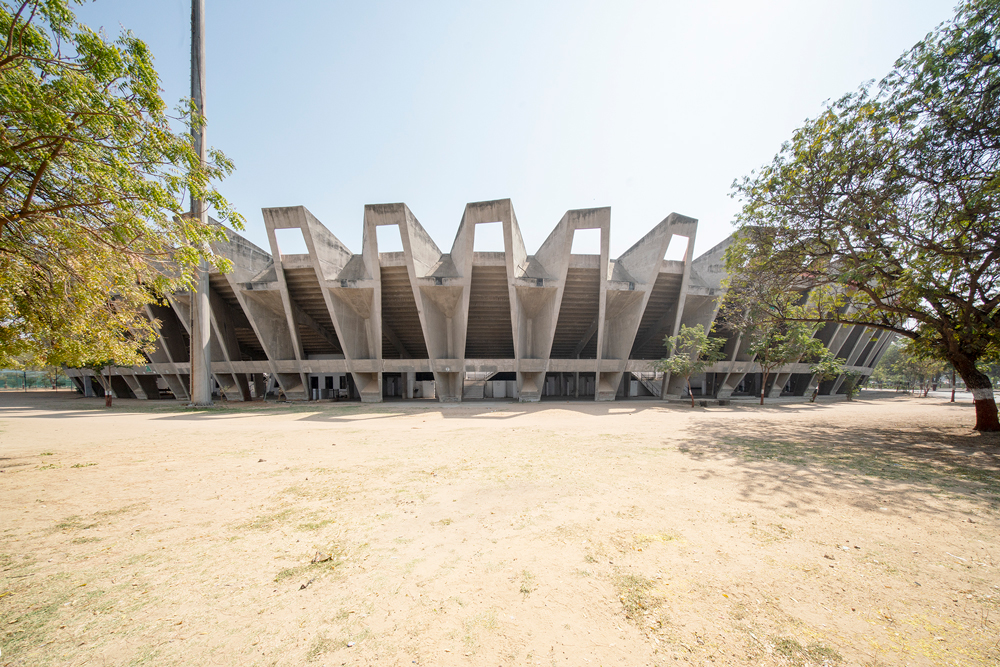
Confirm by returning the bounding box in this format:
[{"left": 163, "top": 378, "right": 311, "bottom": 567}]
[{"left": 67, "top": 199, "right": 890, "bottom": 402}]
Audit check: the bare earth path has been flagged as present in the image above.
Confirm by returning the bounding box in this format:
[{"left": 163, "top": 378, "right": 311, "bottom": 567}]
[{"left": 1, "top": 392, "right": 999, "bottom": 666}]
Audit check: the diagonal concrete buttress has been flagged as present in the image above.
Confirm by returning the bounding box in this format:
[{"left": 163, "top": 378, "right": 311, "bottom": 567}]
[
  {"left": 306, "top": 203, "right": 385, "bottom": 403},
  {"left": 207, "top": 286, "right": 252, "bottom": 401},
  {"left": 367, "top": 203, "right": 466, "bottom": 401},
  {"left": 665, "top": 236, "right": 731, "bottom": 397},
  {"left": 598, "top": 213, "right": 698, "bottom": 400},
  {"left": 297, "top": 207, "right": 375, "bottom": 400},
  {"left": 263, "top": 206, "right": 353, "bottom": 400},
  {"left": 166, "top": 292, "right": 238, "bottom": 401},
  {"left": 143, "top": 301, "right": 190, "bottom": 401},
  {"left": 212, "top": 227, "right": 302, "bottom": 400}
]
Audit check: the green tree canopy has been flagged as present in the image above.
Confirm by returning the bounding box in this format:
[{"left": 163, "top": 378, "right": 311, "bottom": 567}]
[
  {"left": 0, "top": 0, "right": 243, "bottom": 368},
  {"left": 740, "top": 311, "right": 825, "bottom": 405},
  {"left": 808, "top": 351, "right": 844, "bottom": 402},
  {"left": 725, "top": 0, "right": 1000, "bottom": 430},
  {"left": 655, "top": 324, "right": 726, "bottom": 407},
  {"left": 870, "top": 339, "right": 949, "bottom": 394}
]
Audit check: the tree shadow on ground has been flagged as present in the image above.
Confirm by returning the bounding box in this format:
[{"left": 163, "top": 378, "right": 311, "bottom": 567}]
[
  {"left": 0, "top": 456, "right": 33, "bottom": 471},
  {"left": 0, "top": 389, "right": 879, "bottom": 422},
  {"left": 676, "top": 420, "right": 1000, "bottom": 516}
]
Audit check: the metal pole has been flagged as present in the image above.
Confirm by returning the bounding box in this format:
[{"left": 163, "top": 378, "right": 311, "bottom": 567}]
[{"left": 189, "top": 0, "right": 213, "bottom": 406}]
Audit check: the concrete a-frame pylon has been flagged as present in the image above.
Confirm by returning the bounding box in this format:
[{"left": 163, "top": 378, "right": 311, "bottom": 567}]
[
  {"left": 263, "top": 206, "right": 364, "bottom": 401},
  {"left": 212, "top": 227, "right": 300, "bottom": 399},
  {"left": 512, "top": 207, "right": 611, "bottom": 401},
  {"left": 393, "top": 205, "right": 462, "bottom": 401},
  {"left": 446, "top": 199, "right": 523, "bottom": 400},
  {"left": 596, "top": 213, "right": 697, "bottom": 400}
]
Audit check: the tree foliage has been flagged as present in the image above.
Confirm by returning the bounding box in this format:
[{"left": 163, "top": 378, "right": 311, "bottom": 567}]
[
  {"left": 0, "top": 0, "right": 243, "bottom": 368},
  {"left": 870, "top": 339, "right": 949, "bottom": 395},
  {"left": 741, "top": 313, "right": 825, "bottom": 405},
  {"left": 808, "top": 351, "right": 844, "bottom": 402},
  {"left": 726, "top": 0, "right": 1000, "bottom": 430},
  {"left": 656, "top": 324, "right": 726, "bottom": 407}
]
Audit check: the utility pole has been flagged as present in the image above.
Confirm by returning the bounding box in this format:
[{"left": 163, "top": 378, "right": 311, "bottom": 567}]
[{"left": 189, "top": 0, "right": 213, "bottom": 406}]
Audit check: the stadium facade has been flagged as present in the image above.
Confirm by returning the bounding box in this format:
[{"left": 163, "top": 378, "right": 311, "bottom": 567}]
[{"left": 66, "top": 200, "right": 892, "bottom": 402}]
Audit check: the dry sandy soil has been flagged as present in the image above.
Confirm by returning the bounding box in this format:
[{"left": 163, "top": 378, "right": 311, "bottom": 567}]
[{"left": 1, "top": 391, "right": 999, "bottom": 667}]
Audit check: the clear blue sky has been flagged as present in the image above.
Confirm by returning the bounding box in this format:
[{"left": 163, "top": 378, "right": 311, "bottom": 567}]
[{"left": 76, "top": 0, "right": 960, "bottom": 259}]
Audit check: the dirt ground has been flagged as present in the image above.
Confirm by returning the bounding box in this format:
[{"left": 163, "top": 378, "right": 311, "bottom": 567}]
[{"left": 1, "top": 391, "right": 999, "bottom": 667}]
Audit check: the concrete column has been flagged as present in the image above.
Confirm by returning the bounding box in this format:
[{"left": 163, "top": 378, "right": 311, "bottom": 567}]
[
  {"left": 189, "top": 269, "right": 213, "bottom": 406},
  {"left": 188, "top": 0, "right": 212, "bottom": 407}
]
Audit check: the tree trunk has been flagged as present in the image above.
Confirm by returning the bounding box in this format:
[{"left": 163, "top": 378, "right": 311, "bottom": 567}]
[
  {"left": 688, "top": 378, "right": 694, "bottom": 408},
  {"left": 949, "top": 354, "right": 999, "bottom": 432},
  {"left": 103, "top": 366, "right": 113, "bottom": 408},
  {"left": 760, "top": 371, "right": 767, "bottom": 405},
  {"left": 950, "top": 369, "right": 956, "bottom": 403}
]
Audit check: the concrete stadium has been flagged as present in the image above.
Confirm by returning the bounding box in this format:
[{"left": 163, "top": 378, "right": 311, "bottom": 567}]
[{"left": 66, "top": 200, "right": 889, "bottom": 403}]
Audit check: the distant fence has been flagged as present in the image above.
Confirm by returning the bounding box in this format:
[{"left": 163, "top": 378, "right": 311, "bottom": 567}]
[{"left": 0, "top": 370, "right": 75, "bottom": 390}]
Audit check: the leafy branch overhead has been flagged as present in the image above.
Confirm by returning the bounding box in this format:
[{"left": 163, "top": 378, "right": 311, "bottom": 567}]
[
  {"left": 725, "top": 0, "right": 1000, "bottom": 430},
  {"left": 0, "top": 0, "right": 244, "bottom": 367}
]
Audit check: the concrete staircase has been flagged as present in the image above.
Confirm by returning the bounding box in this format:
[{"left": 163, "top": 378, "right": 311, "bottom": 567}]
[
  {"left": 462, "top": 379, "right": 486, "bottom": 400},
  {"left": 637, "top": 375, "right": 662, "bottom": 397}
]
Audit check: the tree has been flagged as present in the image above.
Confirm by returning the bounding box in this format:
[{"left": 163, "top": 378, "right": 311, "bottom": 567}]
[
  {"left": 840, "top": 371, "right": 861, "bottom": 402},
  {"left": 982, "top": 357, "right": 1000, "bottom": 387},
  {"left": 0, "top": 1, "right": 243, "bottom": 369},
  {"left": 7, "top": 350, "right": 67, "bottom": 389},
  {"left": 869, "top": 341, "right": 912, "bottom": 391},
  {"left": 656, "top": 324, "right": 726, "bottom": 407},
  {"left": 870, "top": 338, "right": 948, "bottom": 395},
  {"left": 808, "top": 351, "right": 844, "bottom": 402},
  {"left": 742, "top": 317, "right": 825, "bottom": 405},
  {"left": 899, "top": 349, "right": 948, "bottom": 397},
  {"left": 726, "top": 0, "right": 1000, "bottom": 430}
]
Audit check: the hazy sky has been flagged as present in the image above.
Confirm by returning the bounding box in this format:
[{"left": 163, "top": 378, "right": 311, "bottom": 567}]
[{"left": 75, "top": 0, "right": 959, "bottom": 259}]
